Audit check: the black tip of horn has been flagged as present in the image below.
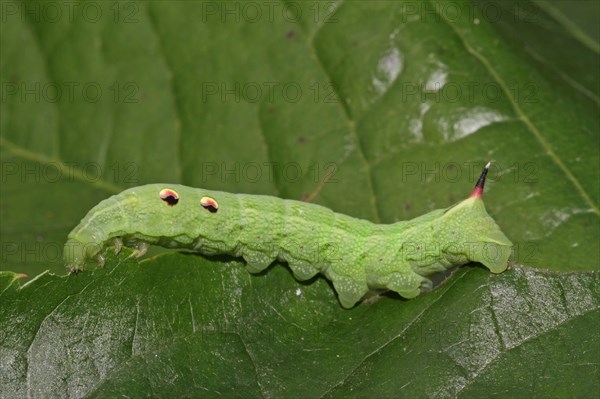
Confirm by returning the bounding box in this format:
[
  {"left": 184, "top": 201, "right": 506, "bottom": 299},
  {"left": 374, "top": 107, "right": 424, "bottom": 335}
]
[{"left": 470, "top": 161, "right": 491, "bottom": 199}]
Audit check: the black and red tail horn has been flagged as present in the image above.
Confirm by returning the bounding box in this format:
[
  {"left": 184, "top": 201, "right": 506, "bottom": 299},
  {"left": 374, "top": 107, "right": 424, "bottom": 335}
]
[{"left": 470, "top": 161, "right": 491, "bottom": 199}]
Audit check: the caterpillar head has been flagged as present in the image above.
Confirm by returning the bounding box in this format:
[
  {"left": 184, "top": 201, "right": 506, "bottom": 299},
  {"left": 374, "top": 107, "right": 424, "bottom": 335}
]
[
  {"left": 63, "top": 184, "right": 224, "bottom": 272},
  {"left": 64, "top": 237, "right": 102, "bottom": 273}
]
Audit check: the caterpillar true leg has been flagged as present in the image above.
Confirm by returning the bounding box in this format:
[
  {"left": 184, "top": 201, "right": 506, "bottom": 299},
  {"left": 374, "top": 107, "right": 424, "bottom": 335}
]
[
  {"left": 97, "top": 254, "right": 106, "bottom": 268},
  {"left": 113, "top": 238, "right": 123, "bottom": 255},
  {"left": 131, "top": 242, "right": 149, "bottom": 258}
]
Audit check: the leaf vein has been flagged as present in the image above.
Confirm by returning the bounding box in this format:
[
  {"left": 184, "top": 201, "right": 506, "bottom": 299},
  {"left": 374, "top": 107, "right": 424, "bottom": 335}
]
[{"left": 279, "top": 0, "right": 381, "bottom": 222}]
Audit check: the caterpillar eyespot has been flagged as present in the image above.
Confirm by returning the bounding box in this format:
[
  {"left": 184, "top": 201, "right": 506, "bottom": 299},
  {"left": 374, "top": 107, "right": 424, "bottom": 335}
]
[
  {"left": 200, "top": 196, "right": 219, "bottom": 213},
  {"left": 159, "top": 188, "right": 179, "bottom": 206},
  {"left": 64, "top": 162, "right": 513, "bottom": 309}
]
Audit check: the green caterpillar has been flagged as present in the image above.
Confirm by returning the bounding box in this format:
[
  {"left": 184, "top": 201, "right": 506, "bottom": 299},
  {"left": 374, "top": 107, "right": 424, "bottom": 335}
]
[{"left": 64, "top": 162, "right": 512, "bottom": 308}]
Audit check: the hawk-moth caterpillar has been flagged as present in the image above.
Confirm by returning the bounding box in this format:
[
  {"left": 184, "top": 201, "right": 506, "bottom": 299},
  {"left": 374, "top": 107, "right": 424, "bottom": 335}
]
[{"left": 64, "top": 162, "right": 512, "bottom": 308}]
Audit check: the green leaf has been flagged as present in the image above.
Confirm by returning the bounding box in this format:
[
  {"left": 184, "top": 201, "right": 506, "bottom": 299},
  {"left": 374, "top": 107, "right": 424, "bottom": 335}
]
[
  {"left": 1, "top": 0, "right": 598, "bottom": 276},
  {"left": 1, "top": 0, "right": 599, "bottom": 397},
  {"left": 1, "top": 254, "right": 598, "bottom": 397}
]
